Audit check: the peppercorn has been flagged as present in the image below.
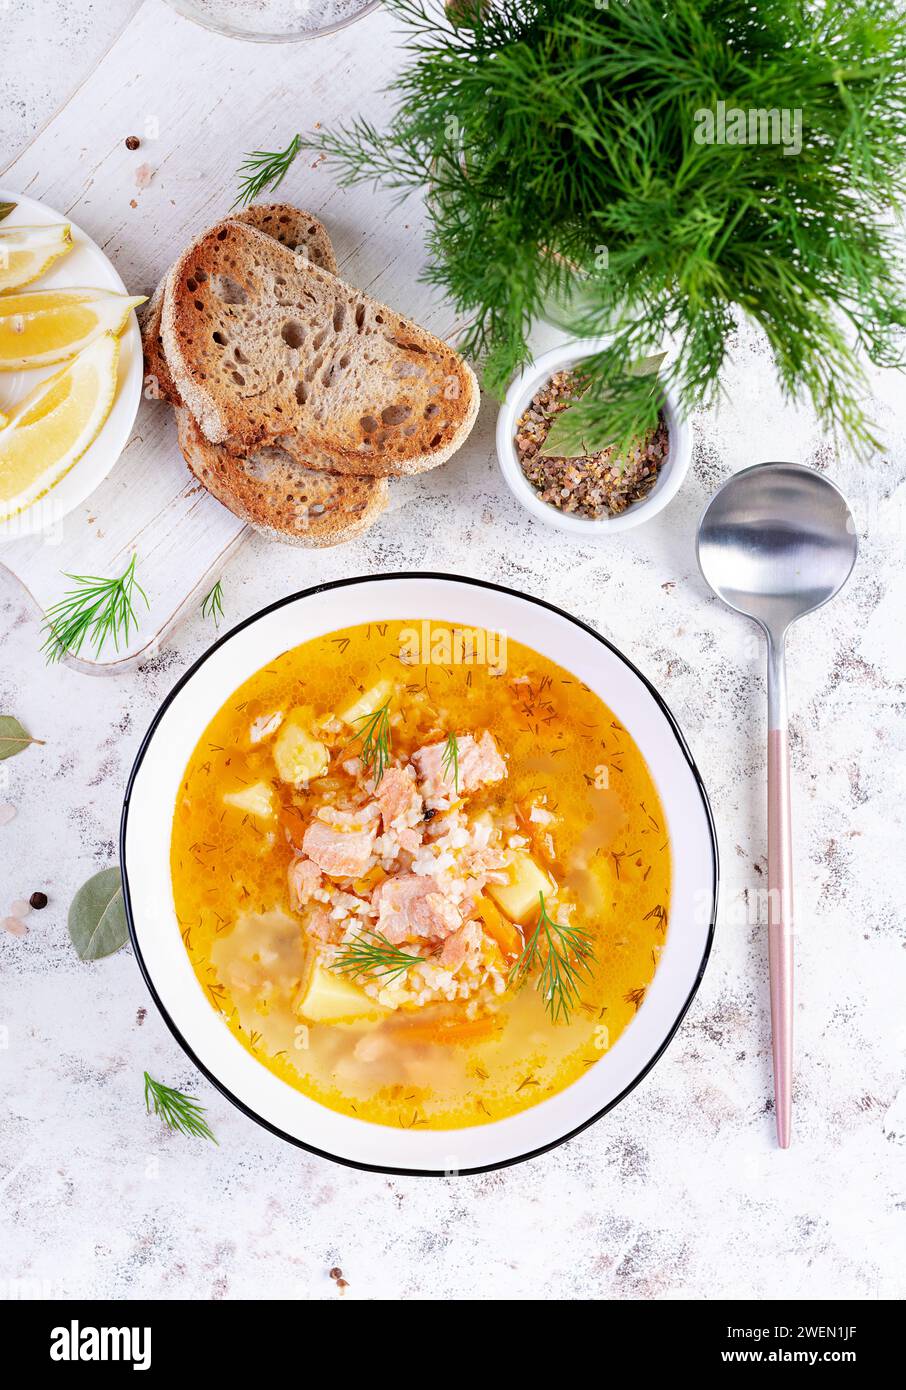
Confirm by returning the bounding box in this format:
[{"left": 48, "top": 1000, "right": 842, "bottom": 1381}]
[
  {"left": 29, "top": 891, "right": 48, "bottom": 909},
  {"left": 125, "top": 135, "right": 141, "bottom": 151}
]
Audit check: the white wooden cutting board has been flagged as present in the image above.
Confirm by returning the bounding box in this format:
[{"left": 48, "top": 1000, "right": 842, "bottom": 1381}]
[{"left": 0, "top": 0, "right": 469, "bottom": 674}]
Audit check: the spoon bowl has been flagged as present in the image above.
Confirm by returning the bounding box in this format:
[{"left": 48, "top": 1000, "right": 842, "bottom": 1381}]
[
  {"left": 697, "top": 462, "right": 857, "bottom": 1148},
  {"left": 697, "top": 462, "right": 858, "bottom": 636}
]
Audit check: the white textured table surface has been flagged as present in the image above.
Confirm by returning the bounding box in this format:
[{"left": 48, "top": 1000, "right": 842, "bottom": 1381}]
[{"left": 2, "top": 2, "right": 904, "bottom": 1302}]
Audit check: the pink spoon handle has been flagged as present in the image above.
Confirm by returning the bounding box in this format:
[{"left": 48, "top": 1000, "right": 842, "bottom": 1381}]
[{"left": 767, "top": 633, "right": 793, "bottom": 1147}]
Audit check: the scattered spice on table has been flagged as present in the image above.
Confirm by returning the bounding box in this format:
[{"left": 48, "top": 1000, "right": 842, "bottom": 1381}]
[
  {"left": 125, "top": 135, "right": 141, "bottom": 151},
  {"left": 514, "top": 369, "right": 669, "bottom": 518},
  {"left": 29, "top": 891, "right": 47, "bottom": 910}
]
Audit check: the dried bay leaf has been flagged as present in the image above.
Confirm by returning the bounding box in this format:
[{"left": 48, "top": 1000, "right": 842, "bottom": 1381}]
[
  {"left": 627, "top": 351, "right": 667, "bottom": 378},
  {"left": 68, "top": 866, "right": 128, "bottom": 960},
  {"left": 540, "top": 352, "right": 667, "bottom": 458},
  {"left": 0, "top": 715, "right": 43, "bottom": 761}
]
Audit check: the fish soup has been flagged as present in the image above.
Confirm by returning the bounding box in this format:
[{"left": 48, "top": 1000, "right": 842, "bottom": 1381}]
[{"left": 170, "top": 620, "right": 670, "bottom": 1130}]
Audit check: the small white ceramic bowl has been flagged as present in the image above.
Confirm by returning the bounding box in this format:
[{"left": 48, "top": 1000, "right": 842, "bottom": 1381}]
[
  {"left": 496, "top": 338, "right": 693, "bottom": 536},
  {"left": 122, "top": 574, "right": 717, "bottom": 1176}
]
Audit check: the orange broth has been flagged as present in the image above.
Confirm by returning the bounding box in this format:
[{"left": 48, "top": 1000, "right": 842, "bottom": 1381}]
[{"left": 170, "top": 620, "right": 670, "bottom": 1129}]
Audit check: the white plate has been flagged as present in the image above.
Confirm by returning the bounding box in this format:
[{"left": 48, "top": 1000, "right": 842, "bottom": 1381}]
[
  {"left": 121, "top": 574, "right": 718, "bottom": 1174},
  {"left": 0, "top": 189, "right": 144, "bottom": 540}
]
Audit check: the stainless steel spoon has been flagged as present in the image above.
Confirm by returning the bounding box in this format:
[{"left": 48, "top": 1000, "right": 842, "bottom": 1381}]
[{"left": 696, "top": 463, "right": 858, "bottom": 1147}]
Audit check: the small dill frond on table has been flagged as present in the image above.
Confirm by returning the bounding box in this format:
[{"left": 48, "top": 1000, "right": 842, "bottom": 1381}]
[
  {"left": 509, "top": 892, "right": 596, "bottom": 1024},
  {"left": 143, "top": 1072, "right": 217, "bottom": 1142},
  {"left": 332, "top": 930, "right": 423, "bottom": 982},
  {"left": 201, "top": 579, "right": 224, "bottom": 627},
  {"left": 441, "top": 730, "right": 460, "bottom": 792},
  {"left": 232, "top": 133, "right": 301, "bottom": 209},
  {"left": 41, "top": 553, "right": 149, "bottom": 663},
  {"left": 350, "top": 697, "right": 392, "bottom": 787}
]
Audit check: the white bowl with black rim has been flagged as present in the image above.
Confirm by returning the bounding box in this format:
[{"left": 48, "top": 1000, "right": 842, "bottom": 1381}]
[
  {"left": 496, "top": 338, "right": 693, "bottom": 536},
  {"left": 121, "top": 573, "right": 717, "bottom": 1175}
]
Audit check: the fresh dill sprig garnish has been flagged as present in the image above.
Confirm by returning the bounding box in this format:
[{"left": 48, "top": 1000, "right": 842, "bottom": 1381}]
[
  {"left": 143, "top": 1072, "right": 218, "bottom": 1143},
  {"left": 509, "top": 892, "right": 596, "bottom": 1024},
  {"left": 441, "top": 730, "right": 460, "bottom": 793},
  {"left": 306, "top": 0, "right": 906, "bottom": 456},
  {"left": 41, "top": 553, "right": 149, "bottom": 663},
  {"left": 331, "top": 930, "right": 423, "bottom": 982},
  {"left": 350, "top": 697, "right": 391, "bottom": 787},
  {"left": 232, "top": 133, "right": 301, "bottom": 209},
  {"left": 201, "top": 579, "right": 224, "bottom": 627}
]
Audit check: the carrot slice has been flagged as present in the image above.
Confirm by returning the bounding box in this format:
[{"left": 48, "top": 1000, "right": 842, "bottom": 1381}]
[
  {"left": 350, "top": 861, "right": 386, "bottom": 895},
  {"left": 279, "top": 803, "right": 307, "bottom": 849},
  {"left": 391, "top": 1013, "right": 501, "bottom": 1046},
  {"left": 475, "top": 895, "right": 523, "bottom": 961}
]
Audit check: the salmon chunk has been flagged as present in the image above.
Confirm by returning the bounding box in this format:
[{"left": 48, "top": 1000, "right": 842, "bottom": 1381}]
[
  {"left": 287, "top": 855, "right": 323, "bottom": 910},
  {"left": 375, "top": 766, "right": 423, "bottom": 830},
  {"left": 373, "top": 874, "right": 462, "bottom": 944},
  {"left": 302, "top": 805, "right": 379, "bottom": 879},
  {"left": 305, "top": 905, "right": 343, "bottom": 944},
  {"left": 412, "top": 731, "right": 506, "bottom": 802},
  {"left": 439, "top": 921, "right": 480, "bottom": 970}
]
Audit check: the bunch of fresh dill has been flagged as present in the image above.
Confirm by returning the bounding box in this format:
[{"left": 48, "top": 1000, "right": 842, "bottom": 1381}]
[{"left": 307, "top": 0, "right": 906, "bottom": 454}]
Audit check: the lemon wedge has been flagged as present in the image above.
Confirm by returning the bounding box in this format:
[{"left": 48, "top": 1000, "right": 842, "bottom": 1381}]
[
  {"left": 0, "top": 289, "right": 145, "bottom": 371},
  {"left": 0, "top": 222, "right": 73, "bottom": 292},
  {"left": 0, "top": 333, "right": 120, "bottom": 521}
]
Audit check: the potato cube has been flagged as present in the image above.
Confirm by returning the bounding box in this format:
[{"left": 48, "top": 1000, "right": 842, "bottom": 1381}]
[
  {"left": 273, "top": 710, "right": 329, "bottom": 786},
  {"left": 338, "top": 678, "right": 392, "bottom": 726},
  {"left": 488, "top": 851, "right": 556, "bottom": 923},
  {"left": 293, "top": 959, "right": 390, "bottom": 1023},
  {"left": 223, "top": 780, "right": 274, "bottom": 819}
]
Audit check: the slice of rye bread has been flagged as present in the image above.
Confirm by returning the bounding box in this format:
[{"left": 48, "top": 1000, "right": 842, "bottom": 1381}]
[
  {"left": 176, "top": 408, "right": 388, "bottom": 548},
  {"left": 140, "top": 279, "right": 180, "bottom": 405},
  {"left": 141, "top": 204, "right": 338, "bottom": 407},
  {"left": 160, "top": 218, "right": 480, "bottom": 476}
]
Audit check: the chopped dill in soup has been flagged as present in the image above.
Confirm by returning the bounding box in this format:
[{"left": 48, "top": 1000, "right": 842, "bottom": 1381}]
[{"left": 170, "top": 620, "right": 671, "bottom": 1130}]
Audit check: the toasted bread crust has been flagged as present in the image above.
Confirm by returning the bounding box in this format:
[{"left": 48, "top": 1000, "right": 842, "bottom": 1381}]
[
  {"left": 161, "top": 219, "right": 479, "bottom": 473},
  {"left": 232, "top": 203, "right": 339, "bottom": 273},
  {"left": 176, "top": 408, "right": 388, "bottom": 548},
  {"left": 142, "top": 205, "right": 337, "bottom": 412},
  {"left": 140, "top": 279, "right": 180, "bottom": 405}
]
